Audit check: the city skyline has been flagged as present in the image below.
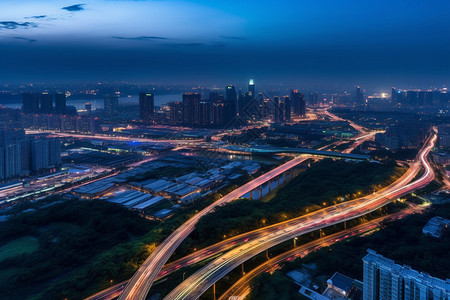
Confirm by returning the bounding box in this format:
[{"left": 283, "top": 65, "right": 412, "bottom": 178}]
[{"left": 1, "top": 0, "right": 450, "bottom": 86}]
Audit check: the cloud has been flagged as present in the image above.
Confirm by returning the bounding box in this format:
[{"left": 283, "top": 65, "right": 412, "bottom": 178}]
[
  {"left": 26, "top": 15, "right": 47, "bottom": 19},
  {"left": 164, "top": 42, "right": 204, "bottom": 47},
  {"left": 220, "top": 35, "right": 247, "bottom": 41},
  {"left": 62, "top": 4, "right": 85, "bottom": 12},
  {"left": 12, "top": 36, "right": 37, "bottom": 42},
  {"left": 0, "top": 21, "right": 37, "bottom": 30},
  {"left": 112, "top": 36, "right": 168, "bottom": 41}
]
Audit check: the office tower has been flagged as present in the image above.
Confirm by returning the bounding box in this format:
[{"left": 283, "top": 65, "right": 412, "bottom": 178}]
[
  {"left": 139, "top": 92, "right": 154, "bottom": 123},
  {"left": 182, "top": 93, "right": 201, "bottom": 125},
  {"left": 262, "top": 98, "right": 271, "bottom": 120},
  {"left": 284, "top": 96, "right": 291, "bottom": 121},
  {"left": 248, "top": 79, "right": 255, "bottom": 98},
  {"left": 363, "top": 250, "right": 450, "bottom": 300},
  {"left": 40, "top": 92, "right": 53, "bottom": 114},
  {"left": 22, "top": 93, "right": 40, "bottom": 114},
  {"left": 290, "top": 89, "right": 306, "bottom": 117},
  {"left": 309, "top": 92, "right": 319, "bottom": 106},
  {"left": 212, "top": 101, "right": 224, "bottom": 125},
  {"left": 168, "top": 102, "right": 183, "bottom": 124},
  {"left": 199, "top": 100, "right": 212, "bottom": 125},
  {"left": 104, "top": 94, "right": 119, "bottom": 118},
  {"left": 55, "top": 92, "right": 67, "bottom": 114},
  {"left": 226, "top": 85, "right": 237, "bottom": 102},
  {"left": 355, "top": 86, "right": 365, "bottom": 106}
]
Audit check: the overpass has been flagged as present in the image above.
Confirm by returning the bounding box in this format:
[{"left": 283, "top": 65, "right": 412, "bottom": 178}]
[{"left": 222, "top": 145, "right": 371, "bottom": 160}]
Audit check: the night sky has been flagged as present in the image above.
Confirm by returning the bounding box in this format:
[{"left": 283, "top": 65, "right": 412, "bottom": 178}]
[{"left": 1, "top": 0, "right": 449, "bottom": 88}]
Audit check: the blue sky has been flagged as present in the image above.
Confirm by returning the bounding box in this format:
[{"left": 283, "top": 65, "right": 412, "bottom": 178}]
[{"left": 1, "top": 0, "right": 449, "bottom": 88}]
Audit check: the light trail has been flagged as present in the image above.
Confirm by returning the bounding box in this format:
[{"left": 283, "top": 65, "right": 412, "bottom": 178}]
[
  {"left": 218, "top": 206, "right": 424, "bottom": 300},
  {"left": 162, "top": 130, "right": 437, "bottom": 300}
]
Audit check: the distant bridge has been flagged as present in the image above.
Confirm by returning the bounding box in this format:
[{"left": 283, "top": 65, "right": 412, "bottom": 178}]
[{"left": 222, "top": 145, "right": 371, "bottom": 160}]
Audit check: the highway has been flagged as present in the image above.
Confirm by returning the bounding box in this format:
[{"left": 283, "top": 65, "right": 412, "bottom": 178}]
[
  {"left": 25, "top": 130, "right": 203, "bottom": 145},
  {"left": 117, "top": 122, "right": 404, "bottom": 300},
  {"left": 218, "top": 205, "right": 424, "bottom": 300},
  {"left": 162, "top": 130, "right": 436, "bottom": 300},
  {"left": 118, "top": 154, "right": 315, "bottom": 300}
]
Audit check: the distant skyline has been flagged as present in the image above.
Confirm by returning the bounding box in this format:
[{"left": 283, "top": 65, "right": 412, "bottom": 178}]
[{"left": 1, "top": 0, "right": 450, "bottom": 87}]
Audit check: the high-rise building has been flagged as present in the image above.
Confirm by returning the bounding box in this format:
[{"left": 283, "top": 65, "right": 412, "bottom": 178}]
[
  {"left": 55, "top": 92, "right": 67, "bottom": 114},
  {"left": 273, "top": 96, "right": 280, "bottom": 122},
  {"left": 104, "top": 94, "right": 119, "bottom": 118},
  {"left": 182, "top": 93, "right": 201, "bottom": 125},
  {"left": 363, "top": 249, "right": 450, "bottom": 300},
  {"left": 290, "top": 90, "right": 306, "bottom": 117},
  {"left": 284, "top": 96, "right": 291, "bottom": 121},
  {"left": 168, "top": 102, "right": 183, "bottom": 124},
  {"left": 22, "top": 93, "right": 40, "bottom": 114},
  {"left": 0, "top": 129, "right": 26, "bottom": 181},
  {"left": 248, "top": 79, "right": 255, "bottom": 98},
  {"left": 31, "top": 138, "right": 49, "bottom": 171},
  {"left": 355, "top": 86, "right": 365, "bottom": 106},
  {"left": 0, "top": 107, "right": 22, "bottom": 130},
  {"left": 139, "top": 92, "right": 154, "bottom": 123},
  {"left": 226, "top": 85, "right": 237, "bottom": 102},
  {"left": 199, "top": 100, "right": 212, "bottom": 125},
  {"left": 40, "top": 92, "right": 53, "bottom": 114},
  {"left": 85, "top": 102, "right": 92, "bottom": 113},
  {"left": 309, "top": 92, "right": 319, "bottom": 106}
]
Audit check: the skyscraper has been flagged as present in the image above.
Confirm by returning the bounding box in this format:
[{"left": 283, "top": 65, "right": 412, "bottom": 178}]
[
  {"left": 139, "top": 92, "right": 155, "bottom": 123},
  {"left": 104, "top": 94, "right": 119, "bottom": 119},
  {"left": 182, "top": 93, "right": 201, "bottom": 125},
  {"left": 55, "top": 92, "right": 67, "bottom": 115},
  {"left": 40, "top": 92, "right": 53, "bottom": 114},
  {"left": 0, "top": 129, "right": 26, "bottom": 181},
  {"left": 309, "top": 92, "right": 319, "bottom": 106},
  {"left": 355, "top": 86, "right": 365, "bottom": 106},
  {"left": 168, "top": 102, "right": 183, "bottom": 124},
  {"left": 22, "top": 93, "right": 40, "bottom": 114},
  {"left": 226, "top": 85, "right": 237, "bottom": 102},
  {"left": 363, "top": 249, "right": 450, "bottom": 300},
  {"left": 290, "top": 89, "right": 306, "bottom": 117},
  {"left": 284, "top": 96, "right": 291, "bottom": 121},
  {"left": 248, "top": 79, "right": 255, "bottom": 98}
]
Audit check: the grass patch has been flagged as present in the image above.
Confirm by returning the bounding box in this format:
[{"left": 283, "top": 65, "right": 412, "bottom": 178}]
[{"left": 0, "top": 236, "right": 39, "bottom": 261}]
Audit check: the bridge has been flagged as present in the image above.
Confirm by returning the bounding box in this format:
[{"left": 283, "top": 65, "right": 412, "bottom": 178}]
[{"left": 222, "top": 145, "right": 371, "bottom": 160}]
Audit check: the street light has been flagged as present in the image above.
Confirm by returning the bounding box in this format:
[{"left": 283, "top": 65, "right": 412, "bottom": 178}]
[{"left": 294, "top": 237, "right": 298, "bottom": 248}]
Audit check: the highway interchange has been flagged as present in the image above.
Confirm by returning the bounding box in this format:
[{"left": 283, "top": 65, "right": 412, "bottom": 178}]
[
  {"left": 161, "top": 129, "right": 437, "bottom": 300},
  {"left": 85, "top": 112, "right": 437, "bottom": 300}
]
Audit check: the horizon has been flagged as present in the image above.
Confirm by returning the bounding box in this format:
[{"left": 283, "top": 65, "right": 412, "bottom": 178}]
[{"left": 1, "top": 0, "right": 450, "bottom": 86}]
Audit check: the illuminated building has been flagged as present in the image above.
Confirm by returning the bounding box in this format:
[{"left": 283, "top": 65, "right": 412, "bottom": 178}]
[
  {"left": 104, "top": 94, "right": 119, "bottom": 118},
  {"left": 40, "top": 92, "right": 53, "bottom": 114},
  {"left": 139, "top": 92, "right": 154, "bottom": 123},
  {"left": 290, "top": 89, "right": 306, "bottom": 117},
  {"left": 182, "top": 93, "right": 201, "bottom": 125},
  {"left": 248, "top": 79, "right": 255, "bottom": 98},
  {"left": 355, "top": 86, "right": 365, "bottom": 106},
  {"left": 363, "top": 249, "right": 450, "bottom": 300}
]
